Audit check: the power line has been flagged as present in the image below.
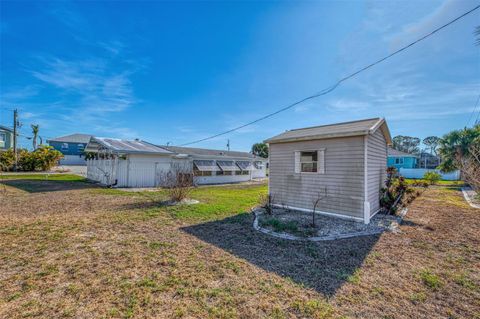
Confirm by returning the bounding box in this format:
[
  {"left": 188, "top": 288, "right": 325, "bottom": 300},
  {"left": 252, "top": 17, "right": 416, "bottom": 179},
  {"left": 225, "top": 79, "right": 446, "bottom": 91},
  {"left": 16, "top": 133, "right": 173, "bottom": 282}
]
[
  {"left": 179, "top": 5, "right": 480, "bottom": 147},
  {"left": 467, "top": 93, "right": 480, "bottom": 127}
]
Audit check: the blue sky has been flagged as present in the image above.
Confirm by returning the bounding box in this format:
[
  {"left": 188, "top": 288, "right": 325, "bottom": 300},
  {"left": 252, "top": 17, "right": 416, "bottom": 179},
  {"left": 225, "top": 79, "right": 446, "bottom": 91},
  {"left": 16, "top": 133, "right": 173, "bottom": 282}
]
[{"left": 1, "top": 0, "right": 479, "bottom": 151}]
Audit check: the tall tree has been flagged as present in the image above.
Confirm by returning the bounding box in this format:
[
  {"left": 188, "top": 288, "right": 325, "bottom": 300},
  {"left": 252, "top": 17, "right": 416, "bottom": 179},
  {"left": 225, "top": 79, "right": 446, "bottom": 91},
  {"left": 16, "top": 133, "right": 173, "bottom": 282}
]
[
  {"left": 31, "top": 124, "right": 39, "bottom": 150},
  {"left": 392, "top": 135, "right": 420, "bottom": 154},
  {"left": 438, "top": 125, "right": 480, "bottom": 172},
  {"left": 423, "top": 136, "right": 440, "bottom": 155},
  {"left": 251, "top": 142, "right": 268, "bottom": 158}
]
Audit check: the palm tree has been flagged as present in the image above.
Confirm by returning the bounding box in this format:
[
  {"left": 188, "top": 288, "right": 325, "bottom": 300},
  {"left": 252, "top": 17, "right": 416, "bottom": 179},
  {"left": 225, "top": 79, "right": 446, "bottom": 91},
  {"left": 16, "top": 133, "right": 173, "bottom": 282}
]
[
  {"left": 438, "top": 126, "right": 480, "bottom": 172},
  {"left": 31, "top": 124, "right": 39, "bottom": 150}
]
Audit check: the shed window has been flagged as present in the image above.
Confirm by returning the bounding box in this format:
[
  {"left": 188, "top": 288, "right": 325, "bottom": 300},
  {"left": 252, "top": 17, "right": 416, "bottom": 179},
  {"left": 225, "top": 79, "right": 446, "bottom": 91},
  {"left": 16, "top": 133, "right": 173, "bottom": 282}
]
[
  {"left": 300, "top": 151, "right": 317, "bottom": 172},
  {"left": 295, "top": 149, "right": 325, "bottom": 174}
]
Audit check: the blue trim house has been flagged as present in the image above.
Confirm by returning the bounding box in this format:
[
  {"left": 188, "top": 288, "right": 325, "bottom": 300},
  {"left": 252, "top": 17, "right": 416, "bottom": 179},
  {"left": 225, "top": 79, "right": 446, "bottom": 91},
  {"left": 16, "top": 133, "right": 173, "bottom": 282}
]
[
  {"left": 0, "top": 125, "right": 14, "bottom": 151},
  {"left": 48, "top": 134, "right": 92, "bottom": 165},
  {"left": 387, "top": 147, "right": 418, "bottom": 169}
]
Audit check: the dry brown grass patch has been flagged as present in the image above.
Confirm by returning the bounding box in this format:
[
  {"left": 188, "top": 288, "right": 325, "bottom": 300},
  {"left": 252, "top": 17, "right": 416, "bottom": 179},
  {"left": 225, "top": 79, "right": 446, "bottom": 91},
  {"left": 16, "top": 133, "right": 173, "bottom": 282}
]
[{"left": 0, "top": 179, "right": 478, "bottom": 318}]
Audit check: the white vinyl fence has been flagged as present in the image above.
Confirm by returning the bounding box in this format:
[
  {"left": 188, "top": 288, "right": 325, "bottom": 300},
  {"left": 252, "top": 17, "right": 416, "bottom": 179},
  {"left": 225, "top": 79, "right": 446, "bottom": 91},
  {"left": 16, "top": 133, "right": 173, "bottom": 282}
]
[{"left": 399, "top": 168, "right": 460, "bottom": 181}]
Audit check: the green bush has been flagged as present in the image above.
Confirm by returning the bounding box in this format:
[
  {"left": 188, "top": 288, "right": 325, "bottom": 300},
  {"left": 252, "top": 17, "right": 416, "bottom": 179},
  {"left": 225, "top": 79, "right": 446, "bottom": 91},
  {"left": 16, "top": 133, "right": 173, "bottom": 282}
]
[
  {"left": 0, "top": 146, "right": 63, "bottom": 172},
  {"left": 423, "top": 171, "right": 441, "bottom": 185},
  {"left": 0, "top": 149, "right": 15, "bottom": 171}
]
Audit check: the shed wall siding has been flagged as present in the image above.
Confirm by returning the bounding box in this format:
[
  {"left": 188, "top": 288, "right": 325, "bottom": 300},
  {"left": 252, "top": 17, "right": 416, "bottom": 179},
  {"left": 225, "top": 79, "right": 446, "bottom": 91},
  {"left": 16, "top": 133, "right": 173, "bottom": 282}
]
[
  {"left": 367, "top": 129, "right": 387, "bottom": 215},
  {"left": 269, "top": 136, "right": 365, "bottom": 218}
]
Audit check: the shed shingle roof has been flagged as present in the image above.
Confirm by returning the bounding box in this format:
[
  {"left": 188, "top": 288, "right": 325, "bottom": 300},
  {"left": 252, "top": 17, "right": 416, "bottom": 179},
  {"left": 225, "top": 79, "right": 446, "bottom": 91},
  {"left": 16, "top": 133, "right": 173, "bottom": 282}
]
[
  {"left": 48, "top": 133, "right": 92, "bottom": 144},
  {"left": 265, "top": 118, "right": 391, "bottom": 144}
]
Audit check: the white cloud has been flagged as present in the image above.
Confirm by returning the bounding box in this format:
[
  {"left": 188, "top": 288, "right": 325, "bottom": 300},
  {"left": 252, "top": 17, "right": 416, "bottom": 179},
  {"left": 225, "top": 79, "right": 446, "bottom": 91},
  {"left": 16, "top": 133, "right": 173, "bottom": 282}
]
[
  {"left": 30, "top": 57, "right": 136, "bottom": 118},
  {"left": 327, "top": 99, "right": 370, "bottom": 112},
  {"left": 387, "top": 0, "right": 478, "bottom": 51},
  {"left": 93, "top": 125, "right": 138, "bottom": 139},
  {"left": 0, "top": 85, "right": 41, "bottom": 101}
]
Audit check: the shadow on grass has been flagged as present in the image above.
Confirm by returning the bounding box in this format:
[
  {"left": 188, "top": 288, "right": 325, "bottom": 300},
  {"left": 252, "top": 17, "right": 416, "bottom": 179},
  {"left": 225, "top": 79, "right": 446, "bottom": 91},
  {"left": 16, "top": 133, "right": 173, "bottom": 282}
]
[
  {"left": 0, "top": 179, "right": 96, "bottom": 193},
  {"left": 181, "top": 213, "right": 380, "bottom": 296}
]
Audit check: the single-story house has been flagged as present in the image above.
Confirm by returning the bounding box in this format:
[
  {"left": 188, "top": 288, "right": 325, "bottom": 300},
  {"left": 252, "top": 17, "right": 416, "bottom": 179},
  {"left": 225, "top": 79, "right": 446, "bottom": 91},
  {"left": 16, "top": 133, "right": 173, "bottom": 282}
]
[
  {"left": 265, "top": 118, "right": 392, "bottom": 224},
  {"left": 417, "top": 151, "right": 440, "bottom": 169},
  {"left": 85, "top": 137, "right": 267, "bottom": 187},
  {"left": 0, "top": 125, "right": 14, "bottom": 151},
  {"left": 387, "top": 147, "right": 418, "bottom": 169},
  {"left": 48, "top": 134, "right": 92, "bottom": 165}
]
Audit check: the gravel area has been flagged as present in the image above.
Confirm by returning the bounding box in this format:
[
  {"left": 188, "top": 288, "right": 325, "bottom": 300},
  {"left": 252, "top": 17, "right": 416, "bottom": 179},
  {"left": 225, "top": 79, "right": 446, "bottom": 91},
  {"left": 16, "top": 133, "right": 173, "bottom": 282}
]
[
  {"left": 257, "top": 208, "right": 402, "bottom": 239},
  {"left": 462, "top": 187, "right": 480, "bottom": 208}
]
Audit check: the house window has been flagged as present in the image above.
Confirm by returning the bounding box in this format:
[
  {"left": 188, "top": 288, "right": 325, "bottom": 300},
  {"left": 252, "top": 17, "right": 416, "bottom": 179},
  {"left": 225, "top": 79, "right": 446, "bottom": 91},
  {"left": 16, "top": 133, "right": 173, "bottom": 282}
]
[
  {"left": 61, "top": 143, "right": 69, "bottom": 150},
  {"left": 300, "top": 151, "right": 318, "bottom": 172},
  {"left": 235, "top": 170, "right": 249, "bottom": 175},
  {"left": 0, "top": 133, "right": 5, "bottom": 148},
  {"left": 78, "top": 144, "right": 85, "bottom": 150},
  {"left": 193, "top": 168, "right": 212, "bottom": 176},
  {"left": 254, "top": 161, "right": 263, "bottom": 169},
  {"left": 395, "top": 157, "right": 404, "bottom": 165},
  {"left": 216, "top": 170, "right": 232, "bottom": 176}
]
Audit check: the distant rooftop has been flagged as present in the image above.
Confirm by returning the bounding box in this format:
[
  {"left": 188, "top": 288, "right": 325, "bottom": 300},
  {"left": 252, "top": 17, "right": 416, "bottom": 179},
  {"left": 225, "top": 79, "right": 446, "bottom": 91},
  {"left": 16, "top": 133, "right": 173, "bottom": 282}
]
[
  {"left": 388, "top": 147, "right": 419, "bottom": 157},
  {"left": 265, "top": 118, "right": 392, "bottom": 144},
  {"left": 48, "top": 133, "right": 92, "bottom": 144},
  {"left": 158, "top": 145, "right": 257, "bottom": 159},
  {"left": 85, "top": 137, "right": 172, "bottom": 154},
  {"left": 0, "top": 125, "right": 13, "bottom": 133}
]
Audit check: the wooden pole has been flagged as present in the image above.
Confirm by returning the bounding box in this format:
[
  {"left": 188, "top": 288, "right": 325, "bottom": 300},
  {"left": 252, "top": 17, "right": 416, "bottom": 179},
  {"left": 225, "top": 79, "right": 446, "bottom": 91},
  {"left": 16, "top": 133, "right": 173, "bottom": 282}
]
[{"left": 13, "top": 109, "right": 18, "bottom": 171}]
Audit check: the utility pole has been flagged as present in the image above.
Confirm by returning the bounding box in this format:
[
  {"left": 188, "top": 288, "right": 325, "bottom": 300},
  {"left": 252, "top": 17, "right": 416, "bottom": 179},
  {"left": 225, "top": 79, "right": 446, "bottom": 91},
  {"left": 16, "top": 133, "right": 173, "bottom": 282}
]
[
  {"left": 13, "top": 109, "right": 18, "bottom": 171},
  {"left": 226, "top": 139, "right": 230, "bottom": 151}
]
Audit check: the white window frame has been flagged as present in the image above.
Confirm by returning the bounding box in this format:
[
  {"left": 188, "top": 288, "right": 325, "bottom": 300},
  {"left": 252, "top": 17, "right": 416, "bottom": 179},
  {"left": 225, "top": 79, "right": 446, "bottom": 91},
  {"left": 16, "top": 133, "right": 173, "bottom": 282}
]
[
  {"left": 0, "top": 132, "right": 5, "bottom": 148},
  {"left": 294, "top": 148, "right": 325, "bottom": 174},
  {"left": 61, "top": 143, "right": 69, "bottom": 150},
  {"left": 394, "top": 157, "right": 404, "bottom": 165}
]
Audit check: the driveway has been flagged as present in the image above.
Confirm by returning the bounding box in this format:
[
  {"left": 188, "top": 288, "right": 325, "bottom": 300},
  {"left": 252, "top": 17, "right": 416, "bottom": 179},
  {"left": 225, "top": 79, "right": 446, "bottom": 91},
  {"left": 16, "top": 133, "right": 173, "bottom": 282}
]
[{"left": 56, "top": 165, "right": 87, "bottom": 176}]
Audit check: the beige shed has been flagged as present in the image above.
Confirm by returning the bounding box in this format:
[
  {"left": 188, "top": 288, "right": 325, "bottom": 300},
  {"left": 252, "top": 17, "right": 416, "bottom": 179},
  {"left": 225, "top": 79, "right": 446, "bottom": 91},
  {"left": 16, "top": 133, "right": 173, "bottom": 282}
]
[{"left": 265, "top": 118, "right": 392, "bottom": 223}]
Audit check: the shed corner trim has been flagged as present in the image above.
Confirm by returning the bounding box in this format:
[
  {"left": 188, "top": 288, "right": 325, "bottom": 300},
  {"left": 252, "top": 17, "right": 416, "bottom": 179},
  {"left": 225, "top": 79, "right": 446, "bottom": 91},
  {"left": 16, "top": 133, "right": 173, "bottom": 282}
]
[{"left": 363, "top": 135, "right": 370, "bottom": 224}]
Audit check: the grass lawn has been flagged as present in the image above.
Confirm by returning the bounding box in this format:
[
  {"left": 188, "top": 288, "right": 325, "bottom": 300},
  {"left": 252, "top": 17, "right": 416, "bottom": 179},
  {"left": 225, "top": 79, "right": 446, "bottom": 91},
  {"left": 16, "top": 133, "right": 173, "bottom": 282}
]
[
  {"left": 0, "top": 177, "right": 478, "bottom": 318},
  {"left": 405, "top": 178, "right": 464, "bottom": 186}
]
